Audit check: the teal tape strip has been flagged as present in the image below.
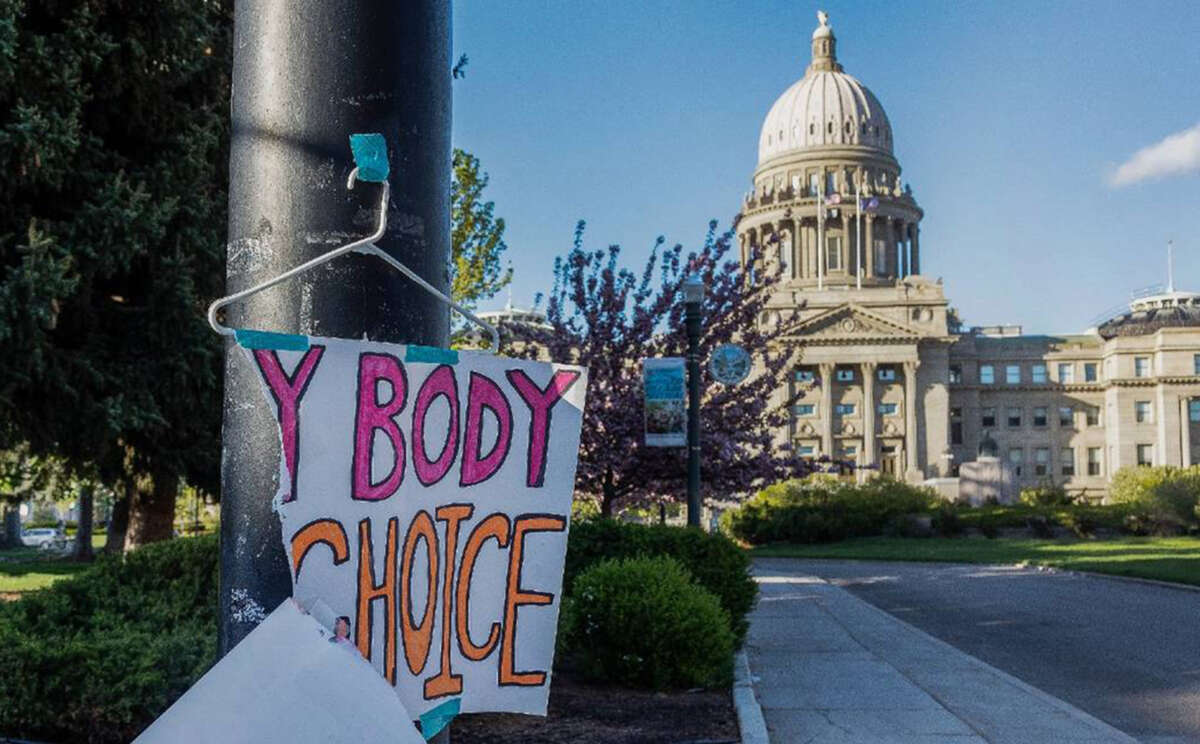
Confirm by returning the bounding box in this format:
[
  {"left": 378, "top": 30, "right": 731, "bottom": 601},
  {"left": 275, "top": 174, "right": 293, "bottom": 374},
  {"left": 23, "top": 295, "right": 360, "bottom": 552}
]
[
  {"left": 406, "top": 345, "right": 459, "bottom": 365},
  {"left": 234, "top": 329, "right": 310, "bottom": 351},
  {"left": 349, "top": 133, "right": 389, "bottom": 182},
  {"left": 420, "top": 698, "right": 460, "bottom": 740}
]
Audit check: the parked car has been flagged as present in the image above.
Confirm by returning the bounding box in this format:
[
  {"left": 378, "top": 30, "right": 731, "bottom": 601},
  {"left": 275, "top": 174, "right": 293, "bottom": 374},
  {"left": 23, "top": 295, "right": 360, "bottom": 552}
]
[{"left": 21, "top": 527, "right": 65, "bottom": 548}]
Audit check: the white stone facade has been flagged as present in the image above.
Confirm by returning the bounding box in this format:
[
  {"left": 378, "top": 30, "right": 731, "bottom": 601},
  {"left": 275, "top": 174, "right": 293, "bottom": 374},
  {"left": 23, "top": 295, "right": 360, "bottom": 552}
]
[{"left": 740, "top": 13, "right": 1200, "bottom": 494}]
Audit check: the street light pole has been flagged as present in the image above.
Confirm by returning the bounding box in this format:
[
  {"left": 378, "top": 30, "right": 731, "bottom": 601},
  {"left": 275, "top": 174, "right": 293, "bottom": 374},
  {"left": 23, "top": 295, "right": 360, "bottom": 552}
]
[
  {"left": 683, "top": 273, "right": 705, "bottom": 528},
  {"left": 219, "top": 0, "right": 451, "bottom": 655}
]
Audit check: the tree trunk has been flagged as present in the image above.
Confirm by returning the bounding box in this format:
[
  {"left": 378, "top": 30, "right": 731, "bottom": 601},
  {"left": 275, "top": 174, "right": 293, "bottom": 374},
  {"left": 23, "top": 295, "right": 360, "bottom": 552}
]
[
  {"left": 2, "top": 504, "right": 21, "bottom": 549},
  {"left": 104, "top": 483, "right": 131, "bottom": 554},
  {"left": 125, "top": 469, "right": 177, "bottom": 550},
  {"left": 600, "top": 468, "right": 616, "bottom": 518},
  {"left": 73, "top": 485, "right": 95, "bottom": 561}
]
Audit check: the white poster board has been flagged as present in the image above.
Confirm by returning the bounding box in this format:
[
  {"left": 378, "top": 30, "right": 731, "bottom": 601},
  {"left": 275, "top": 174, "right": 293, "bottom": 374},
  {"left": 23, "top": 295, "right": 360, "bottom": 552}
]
[
  {"left": 135, "top": 601, "right": 425, "bottom": 743},
  {"left": 243, "top": 335, "right": 587, "bottom": 717},
  {"left": 643, "top": 357, "right": 686, "bottom": 447}
]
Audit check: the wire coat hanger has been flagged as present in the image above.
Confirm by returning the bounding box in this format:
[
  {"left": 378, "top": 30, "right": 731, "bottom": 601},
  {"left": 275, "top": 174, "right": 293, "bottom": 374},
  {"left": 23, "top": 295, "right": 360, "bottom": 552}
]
[{"left": 207, "top": 134, "right": 501, "bottom": 354}]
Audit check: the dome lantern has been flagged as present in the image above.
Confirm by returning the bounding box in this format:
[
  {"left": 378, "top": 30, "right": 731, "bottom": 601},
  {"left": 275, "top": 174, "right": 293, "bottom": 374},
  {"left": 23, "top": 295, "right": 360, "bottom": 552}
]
[{"left": 809, "top": 10, "right": 842, "bottom": 73}]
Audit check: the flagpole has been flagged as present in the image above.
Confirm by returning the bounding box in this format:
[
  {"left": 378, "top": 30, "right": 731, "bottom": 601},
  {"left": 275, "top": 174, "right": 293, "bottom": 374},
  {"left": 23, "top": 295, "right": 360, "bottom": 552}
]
[
  {"left": 817, "top": 176, "right": 825, "bottom": 291},
  {"left": 855, "top": 175, "right": 862, "bottom": 291}
]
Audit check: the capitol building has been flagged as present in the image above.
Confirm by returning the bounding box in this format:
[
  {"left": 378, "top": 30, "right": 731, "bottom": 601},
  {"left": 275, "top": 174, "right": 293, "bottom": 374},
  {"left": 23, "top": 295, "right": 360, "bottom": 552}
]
[{"left": 739, "top": 13, "right": 1200, "bottom": 493}]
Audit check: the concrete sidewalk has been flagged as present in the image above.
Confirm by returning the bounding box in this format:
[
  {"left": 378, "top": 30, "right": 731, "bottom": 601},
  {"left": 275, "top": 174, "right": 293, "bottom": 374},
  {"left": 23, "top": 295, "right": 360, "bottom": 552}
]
[{"left": 745, "top": 564, "right": 1138, "bottom": 743}]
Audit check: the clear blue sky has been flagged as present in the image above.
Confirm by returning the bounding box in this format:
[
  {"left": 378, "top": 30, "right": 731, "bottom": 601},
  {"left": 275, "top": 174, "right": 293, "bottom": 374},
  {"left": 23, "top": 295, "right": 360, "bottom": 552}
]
[{"left": 451, "top": 1, "right": 1200, "bottom": 333}]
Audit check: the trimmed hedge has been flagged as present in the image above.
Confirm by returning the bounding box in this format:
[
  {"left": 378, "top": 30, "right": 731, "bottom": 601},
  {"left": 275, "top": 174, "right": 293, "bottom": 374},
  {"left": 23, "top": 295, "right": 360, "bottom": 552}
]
[
  {"left": 0, "top": 536, "right": 218, "bottom": 744},
  {"left": 560, "top": 556, "right": 734, "bottom": 689},
  {"left": 565, "top": 519, "right": 756, "bottom": 644},
  {"left": 722, "top": 477, "right": 937, "bottom": 545}
]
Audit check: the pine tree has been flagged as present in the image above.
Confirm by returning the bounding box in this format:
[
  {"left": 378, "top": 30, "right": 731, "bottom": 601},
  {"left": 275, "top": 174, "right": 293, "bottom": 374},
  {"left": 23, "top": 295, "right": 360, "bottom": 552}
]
[{"left": 0, "top": 0, "right": 232, "bottom": 548}]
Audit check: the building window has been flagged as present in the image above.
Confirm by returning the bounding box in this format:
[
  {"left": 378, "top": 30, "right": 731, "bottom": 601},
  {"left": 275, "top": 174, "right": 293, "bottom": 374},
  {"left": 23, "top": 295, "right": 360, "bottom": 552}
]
[
  {"left": 793, "top": 404, "right": 816, "bottom": 416},
  {"left": 1058, "top": 363, "right": 1074, "bottom": 383},
  {"left": 1008, "top": 448, "right": 1024, "bottom": 477},
  {"left": 1087, "top": 447, "right": 1102, "bottom": 476},
  {"left": 1032, "top": 364, "right": 1047, "bottom": 383},
  {"left": 1194, "top": 354, "right": 1200, "bottom": 375},
  {"left": 794, "top": 369, "right": 815, "bottom": 383},
  {"left": 878, "top": 367, "right": 896, "bottom": 381},
  {"left": 841, "top": 445, "right": 858, "bottom": 458},
  {"left": 825, "top": 170, "right": 835, "bottom": 194},
  {"left": 809, "top": 172, "right": 819, "bottom": 194},
  {"left": 1007, "top": 407, "right": 1022, "bottom": 427},
  {"left": 826, "top": 236, "right": 843, "bottom": 270},
  {"left": 981, "top": 407, "right": 996, "bottom": 428},
  {"left": 873, "top": 240, "right": 887, "bottom": 276},
  {"left": 951, "top": 407, "right": 962, "bottom": 419},
  {"left": 1006, "top": 365, "right": 1021, "bottom": 384},
  {"left": 944, "top": 364, "right": 960, "bottom": 383},
  {"left": 951, "top": 421, "right": 963, "bottom": 445},
  {"left": 836, "top": 368, "right": 854, "bottom": 382},
  {"left": 797, "top": 444, "right": 816, "bottom": 457},
  {"left": 980, "top": 365, "right": 995, "bottom": 385},
  {"left": 1084, "top": 363, "right": 1098, "bottom": 382},
  {"left": 1034, "top": 447, "right": 1050, "bottom": 476},
  {"left": 1033, "top": 407, "right": 1048, "bottom": 427},
  {"left": 1058, "top": 406, "right": 1073, "bottom": 428},
  {"left": 878, "top": 402, "right": 898, "bottom": 415},
  {"left": 1137, "top": 444, "right": 1154, "bottom": 467},
  {"left": 834, "top": 403, "right": 856, "bottom": 416},
  {"left": 1135, "top": 400, "right": 1152, "bottom": 424},
  {"left": 1134, "top": 357, "right": 1150, "bottom": 377},
  {"left": 1061, "top": 447, "right": 1075, "bottom": 477},
  {"left": 1191, "top": 399, "right": 1200, "bottom": 422},
  {"left": 1085, "top": 406, "right": 1100, "bottom": 427}
]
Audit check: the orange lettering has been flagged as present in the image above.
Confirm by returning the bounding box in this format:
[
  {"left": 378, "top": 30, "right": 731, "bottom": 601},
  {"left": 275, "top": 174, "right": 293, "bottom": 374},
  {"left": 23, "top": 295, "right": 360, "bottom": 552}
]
[
  {"left": 500, "top": 514, "right": 566, "bottom": 686},
  {"left": 456, "top": 514, "right": 510, "bottom": 661},
  {"left": 401, "top": 510, "right": 438, "bottom": 676},
  {"left": 423, "top": 504, "right": 473, "bottom": 699},
  {"left": 355, "top": 518, "right": 398, "bottom": 684},
  {"left": 290, "top": 518, "right": 349, "bottom": 579}
]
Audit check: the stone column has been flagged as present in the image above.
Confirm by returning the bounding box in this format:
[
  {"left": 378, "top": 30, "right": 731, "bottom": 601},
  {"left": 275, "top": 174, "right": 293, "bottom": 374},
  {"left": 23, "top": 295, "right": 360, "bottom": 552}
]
[
  {"left": 864, "top": 215, "right": 874, "bottom": 278},
  {"left": 819, "top": 362, "right": 834, "bottom": 457},
  {"left": 861, "top": 362, "right": 877, "bottom": 467},
  {"left": 1181, "top": 397, "right": 1193, "bottom": 467},
  {"left": 904, "top": 360, "right": 920, "bottom": 476},
  {"left": 911, "top": 224, "right": 920, "bottom": 275}
]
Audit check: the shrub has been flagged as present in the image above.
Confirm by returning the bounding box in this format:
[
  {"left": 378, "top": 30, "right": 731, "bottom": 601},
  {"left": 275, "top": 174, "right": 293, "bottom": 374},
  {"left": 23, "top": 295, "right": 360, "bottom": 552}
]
[
  {"left": 1109, "top": 465, "right": 1200, "bottom": 533},
  {"left": 0, "top": 536, "right": 218, "bottom": 744},
  {"left": 1019, "top": 481, "right": 1074, "bottom": 507},
  {"left": 722, "top": 477, "right": 937, "bottom": 545},
  {"left": 932, "top": 503, "right": 963, "bottom": 537},
  {"left": 560, "top": 556, "right": 733, "bottom": 689},
  {"left": 565, "top": 519, "right": 756, "bottom": 644}
]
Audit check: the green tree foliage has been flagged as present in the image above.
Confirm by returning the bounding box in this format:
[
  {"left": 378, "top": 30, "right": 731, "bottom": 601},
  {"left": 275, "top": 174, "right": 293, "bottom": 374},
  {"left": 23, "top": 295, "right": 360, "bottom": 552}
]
[
  {"left": 451, "top": 148, "right": 511, "bottom": 309},
  {"left": 0, "top": 0, "right": 232, "bottom": 545}
]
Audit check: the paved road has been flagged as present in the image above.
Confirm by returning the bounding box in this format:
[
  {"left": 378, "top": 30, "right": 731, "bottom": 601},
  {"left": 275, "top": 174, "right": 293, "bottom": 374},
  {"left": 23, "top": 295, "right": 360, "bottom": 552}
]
[{"left": 757, "top": 558, "right": 1200, "bottom": 744}]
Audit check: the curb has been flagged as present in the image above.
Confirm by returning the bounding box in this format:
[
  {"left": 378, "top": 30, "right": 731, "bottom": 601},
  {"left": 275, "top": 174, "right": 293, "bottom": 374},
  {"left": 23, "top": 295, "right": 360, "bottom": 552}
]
[
  {"left": 731, "top": 650, "right": 769, "bottom": 744},
  {"left": 1052, "top": 566, "right": 1200, "bottom": 594}
]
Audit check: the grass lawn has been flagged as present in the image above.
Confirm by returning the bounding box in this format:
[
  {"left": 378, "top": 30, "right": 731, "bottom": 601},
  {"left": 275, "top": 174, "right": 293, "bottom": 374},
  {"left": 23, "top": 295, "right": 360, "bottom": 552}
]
[
  {"left": 753, "top": 536, "right": 1200, "bottom": 587},
  {"left": 0, "top": 534, "right": 110, "bottom": 596}
]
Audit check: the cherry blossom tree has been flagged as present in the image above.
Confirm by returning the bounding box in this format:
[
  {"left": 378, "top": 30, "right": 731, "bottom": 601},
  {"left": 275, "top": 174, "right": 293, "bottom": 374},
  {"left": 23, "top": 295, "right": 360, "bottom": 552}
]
[{"left": 509, "top": 220, "right": 807, "bottom": 517}]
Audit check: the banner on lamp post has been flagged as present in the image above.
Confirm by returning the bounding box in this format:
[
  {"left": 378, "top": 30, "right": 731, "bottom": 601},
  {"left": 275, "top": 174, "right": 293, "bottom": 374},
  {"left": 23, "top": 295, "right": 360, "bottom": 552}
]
[{"left": 642, "top": 357, "right": 686, "bottom": 447}]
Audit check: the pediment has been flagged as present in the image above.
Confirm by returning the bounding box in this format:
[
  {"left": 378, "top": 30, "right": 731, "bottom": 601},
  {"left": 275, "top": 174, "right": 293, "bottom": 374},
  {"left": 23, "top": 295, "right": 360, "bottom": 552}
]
[{"left": 792, "top": 304, "right": 921, "bottom": 340}]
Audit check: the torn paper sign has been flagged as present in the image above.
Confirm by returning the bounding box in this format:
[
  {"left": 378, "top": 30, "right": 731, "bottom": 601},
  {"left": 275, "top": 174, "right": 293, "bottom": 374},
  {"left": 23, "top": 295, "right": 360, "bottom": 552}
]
[
  {"left": 135, "top": 601, "right": 425, "bottom": 743},
  {"left": 242, "top": 334, "right": 588, "bottom": 718}
]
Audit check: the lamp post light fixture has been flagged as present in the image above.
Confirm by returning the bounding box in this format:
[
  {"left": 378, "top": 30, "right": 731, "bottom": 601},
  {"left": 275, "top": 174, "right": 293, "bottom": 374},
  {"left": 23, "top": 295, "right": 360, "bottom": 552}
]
[{"left": 683, "top": 272, "right": 705, "bottom": 528}]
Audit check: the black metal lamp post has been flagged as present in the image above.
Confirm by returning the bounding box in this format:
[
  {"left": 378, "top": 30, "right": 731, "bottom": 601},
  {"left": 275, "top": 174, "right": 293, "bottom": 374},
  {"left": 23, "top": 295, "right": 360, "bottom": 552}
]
[{"left": 683, "top": 272, "right": 705, "bottom": 528}]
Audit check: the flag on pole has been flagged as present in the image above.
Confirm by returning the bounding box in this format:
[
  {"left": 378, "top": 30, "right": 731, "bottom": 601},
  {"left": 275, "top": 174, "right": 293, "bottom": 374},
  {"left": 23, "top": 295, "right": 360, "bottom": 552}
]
[{"left": 864, "top": 196, "right": 879, "bottom": 211}]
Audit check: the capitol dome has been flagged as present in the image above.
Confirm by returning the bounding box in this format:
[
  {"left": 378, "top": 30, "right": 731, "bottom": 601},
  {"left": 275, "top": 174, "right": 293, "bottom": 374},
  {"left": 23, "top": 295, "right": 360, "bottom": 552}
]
[{"left": 758, "top": 13, "right": 893, "bottom": 164}]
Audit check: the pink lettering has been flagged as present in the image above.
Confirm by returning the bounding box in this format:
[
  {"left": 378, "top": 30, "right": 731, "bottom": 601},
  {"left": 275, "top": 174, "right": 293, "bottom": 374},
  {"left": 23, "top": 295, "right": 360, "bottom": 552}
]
[
  {"left": 411, "top": 364, "right": 460, "bottom": 486},
  {"left": 352, "top": 353, "right": 408, "bottom": 501},
  {"left": 252, "top": 346, "right": 325, "bottom": 502},
  {"left": 506, "top": 369, "right": 581, "bottom": 487},
  {"left": 460, "top": 372, "right": 513, "bottom": 486}
]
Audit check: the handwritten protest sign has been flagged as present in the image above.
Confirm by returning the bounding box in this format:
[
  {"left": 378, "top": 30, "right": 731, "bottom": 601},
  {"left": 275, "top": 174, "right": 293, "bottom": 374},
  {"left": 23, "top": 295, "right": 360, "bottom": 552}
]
[{"left": 244, "top": 334, "right": 587, "bottom": 717}]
